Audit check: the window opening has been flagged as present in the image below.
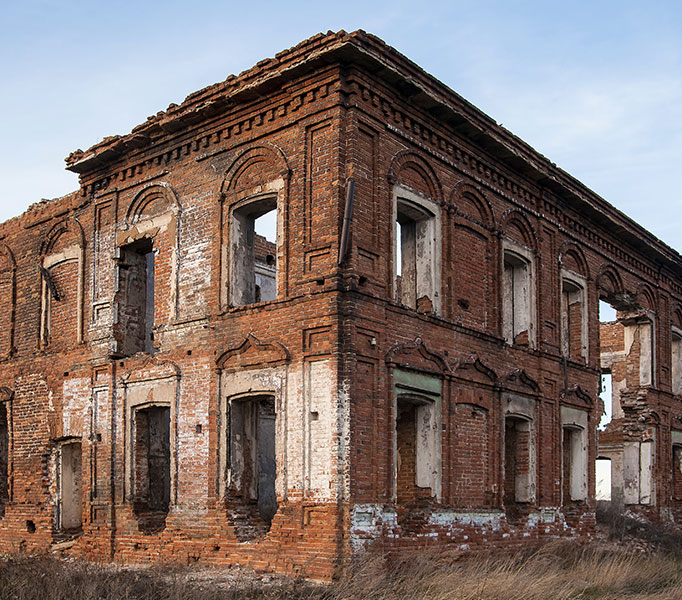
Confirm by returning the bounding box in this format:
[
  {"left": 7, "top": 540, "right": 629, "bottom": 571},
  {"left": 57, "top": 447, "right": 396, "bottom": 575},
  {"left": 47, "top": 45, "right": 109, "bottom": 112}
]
[
  {"left": 58, "top": 441, "right": 82, "bottom": 531},
  {"left": 0, "top": 403, "right": 8, "bottom": 518},
  {"left": 227, "top": 395, "right": 277, "bottom": 537},
  {"left": 394, "top": 198, "right": 437, "bottom": 313},
  {"left": 133, "top": 406, "right": 170, "bottom": 530},
  {"left": 674, "top": 445, "right": 682, "bottom": 500},
  {"left": 503, "top": 250, "right": 532, "bottom": 346},
  {"left": 637, "top": 317, "right": 654, "bottom": 386},
  {"left": 672, "top": 329, "right": 682, "bottom": 395},
  {"left": 599, "top": 372, "right": 613, "bottom": 430},
  {"left": 561, "top": 277, "right": 586, "bottom": 361},
  {"left": 504, "top": 416, "right": 532, "bottom": 505},
  {"left": 395, "top": 398, "right": 437, "bottom": 505},
  {"left": 562, "top": 426, "right": 586, "bottom": 502},
  {"left": 595, "top": 457, "right": 612, "bottom": 501},
  {"left": 599, "top": 300, "right": 617, "bottom": 323},
  {"left": 118, "top": 238, "right": 155, "bottom": 355},
  {"left": 231, "top": 198, "right": 278, "bottom": 306}
]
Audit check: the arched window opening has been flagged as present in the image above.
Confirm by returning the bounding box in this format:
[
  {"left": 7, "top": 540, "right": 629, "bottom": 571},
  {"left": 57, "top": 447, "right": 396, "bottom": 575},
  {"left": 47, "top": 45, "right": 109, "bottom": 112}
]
[
  {"left": 392, "top": 186, "right": 440, "bottom": 314},
  {"left": 561, "top": 274, "right": 587, "bottom": 361}
]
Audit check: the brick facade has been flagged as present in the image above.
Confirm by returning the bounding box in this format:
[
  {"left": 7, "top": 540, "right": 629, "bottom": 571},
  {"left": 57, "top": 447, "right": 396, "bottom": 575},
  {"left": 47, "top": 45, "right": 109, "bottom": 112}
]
[{"left": 0, "top": 30, "right": 681, "bottom": 578}]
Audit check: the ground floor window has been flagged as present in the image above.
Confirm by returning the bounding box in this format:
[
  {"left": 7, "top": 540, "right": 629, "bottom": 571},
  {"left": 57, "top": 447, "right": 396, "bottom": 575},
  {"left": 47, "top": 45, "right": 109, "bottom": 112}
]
[
  {"left": 227, "top": 395, "right": 277, "bottom": 533},
  {"left": 57, "top": 440, "right": 82, "bottom": 532},
  {"left": 133, "top": 406, "right": 170, "bottom": 522}
]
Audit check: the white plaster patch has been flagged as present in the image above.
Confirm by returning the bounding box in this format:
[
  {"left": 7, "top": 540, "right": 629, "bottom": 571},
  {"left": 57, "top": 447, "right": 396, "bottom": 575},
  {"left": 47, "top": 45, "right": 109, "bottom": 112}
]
[
  {"left": 428, "top": 510, "right": 503, "bottom": 530},
  {"left": 62, "top": 377, "right": 90, "bottom": 437}
]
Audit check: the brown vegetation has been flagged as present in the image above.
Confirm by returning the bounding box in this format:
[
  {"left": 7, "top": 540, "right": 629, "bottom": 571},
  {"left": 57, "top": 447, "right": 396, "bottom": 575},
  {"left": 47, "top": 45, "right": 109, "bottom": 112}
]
[{"left": 3, "top": 534, "right": 682, "bottom": 600}]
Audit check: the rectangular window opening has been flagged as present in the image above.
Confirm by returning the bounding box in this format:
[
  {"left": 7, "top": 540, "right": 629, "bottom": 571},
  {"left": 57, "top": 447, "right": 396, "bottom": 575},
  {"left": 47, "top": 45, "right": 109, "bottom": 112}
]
[
  {"left": 674, "top": 445, "right": 682, "bottom": 501},
  {"left": 599, "top": 371, "right": 613, "bottom": 430},
  {"left": 228, "top": 395, "right": 277, "bottom": 532},
  {"left": 562, "top": 426, "right": 586, "bottom": 502},
  {"left": 561, "top": 278, "right": 586, "bottom": 361},
  {"left": 58, "top": 441, "right": 82, "bottom": 531},
  {"left": 504, "top": 416, "right": 532, "bottom": 505},
  {"left": 134, "top": 406, "right": 170, "bottom": 517},
  {"left": 118, "top": 238, "right": 155, "bottom": 356},
  {"left": 595, "top": 458, "right": 612, "bottom": 501},
  {"left": 503, "top": 250, "right": 532, "bottom": 346},
  {"left": 599, "top": 299, "right": 617, "bottom": 323},
  {"left": 231, "top": 198, "right": 278, "bottom": 306},
  {"left": 394, "top": 199, "right": 437, "bottom": 313},
  {"left": 672, "top": 330, "right": 682, "bottom": 395},
  {"left": 0, "top": 403, "right": 8, "bottom": 516},
  {"left": 395, "top": 396, "right": 437, "bottom": 505}
]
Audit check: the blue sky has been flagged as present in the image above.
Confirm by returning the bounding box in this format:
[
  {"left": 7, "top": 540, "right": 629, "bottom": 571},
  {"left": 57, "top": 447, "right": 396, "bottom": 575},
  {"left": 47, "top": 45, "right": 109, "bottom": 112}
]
[{"left": 1, "top": 1, "right": 680, "bottom": 251}]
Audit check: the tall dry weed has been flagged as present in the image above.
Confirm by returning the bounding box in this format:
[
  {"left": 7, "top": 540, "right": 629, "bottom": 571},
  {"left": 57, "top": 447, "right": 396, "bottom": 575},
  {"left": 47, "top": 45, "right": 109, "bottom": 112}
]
[{"left": 2, "top": 540, "right": 682, "bottom": 599}]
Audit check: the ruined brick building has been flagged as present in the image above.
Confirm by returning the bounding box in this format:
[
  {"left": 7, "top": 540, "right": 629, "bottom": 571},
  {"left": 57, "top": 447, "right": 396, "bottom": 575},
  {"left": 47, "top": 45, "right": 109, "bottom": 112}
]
[{"left": 0, "top": 30, "right": 680, "bottom": 578}]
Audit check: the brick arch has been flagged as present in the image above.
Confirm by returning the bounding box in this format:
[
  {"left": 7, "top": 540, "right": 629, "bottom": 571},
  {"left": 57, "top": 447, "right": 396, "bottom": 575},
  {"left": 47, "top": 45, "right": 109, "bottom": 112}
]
[
  {"left": 559, "top": 242, "right": 590, "bottom": 279},
  {"left": 673, "top": 306, "right": 682, "bottom": 330},
  {"left": 119, "top": 183, "right": 182, "bottom": 323},
  {"left": 221, "top": 144, "right": 290, "bottom": 195},
  {"left": 40, "top": 218, "right": 85, "bottom": 348},
  {"left": 217, "top": 333, "right": 290, "bottom": 372},
  {"left": 122, "top": 356, "right": 181, "bottom": 385},
  {"left": 597, "top": 264, "right": 624, "bottom": 298},
  {"left": 41, "top": 218, "right": 85, "bottom": 257},
  {"left": 449, "top": 182, "right": 494, "bottom": 332},
  {"left": 0, "top": 245, "right": 15, "bottom": 273},
  {"left": 451, "top": 182, "right": 494, "bottom": 228},
  {"left": 501, "top": 209, "right": 537, "bottom": 251},
  {"left": 388, "top": 150, "right": 442, "bottom": 203},
  {"left": 385, "top": 336, "right": 450, "bottom": 374},
  {"left": 126, "top": 183, "right": 180, "bottom": 225},
  {"left": 636, "top": 283, "right": 657, "bottom": 313}
]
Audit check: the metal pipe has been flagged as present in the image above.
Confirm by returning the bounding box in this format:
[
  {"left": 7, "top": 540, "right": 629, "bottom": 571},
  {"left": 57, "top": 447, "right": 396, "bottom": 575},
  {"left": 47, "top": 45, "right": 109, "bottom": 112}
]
[{"left": 338, "top": 180, "right": 355, "bottom": 265}]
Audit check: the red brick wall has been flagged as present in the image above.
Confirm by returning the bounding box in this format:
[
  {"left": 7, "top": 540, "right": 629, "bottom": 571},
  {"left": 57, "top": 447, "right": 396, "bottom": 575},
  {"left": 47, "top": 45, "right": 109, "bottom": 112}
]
[{"left": 0, "top": 30, "right": 680, "bottom": 578}]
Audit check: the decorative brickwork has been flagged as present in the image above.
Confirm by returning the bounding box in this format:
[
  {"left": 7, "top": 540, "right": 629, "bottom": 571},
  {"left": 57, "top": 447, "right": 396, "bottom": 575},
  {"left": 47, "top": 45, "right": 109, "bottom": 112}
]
[{"left": 0, "top": 30, "right": 681, "bottom": 579}]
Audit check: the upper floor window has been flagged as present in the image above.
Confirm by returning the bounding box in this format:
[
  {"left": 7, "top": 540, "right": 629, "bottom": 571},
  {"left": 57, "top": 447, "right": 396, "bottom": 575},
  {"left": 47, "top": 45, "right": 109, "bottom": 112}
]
[
  {"left": 633, "top": 313, "right": 655, "bottom": 387},
  {"left": 117, "top": 238, "right": 155, "bottom": 356},
  {"left": 393, "top": 186, "right": 441, "bottom": 314},
  {"left": 561, "top": 271, "right": 588, "bottom": 361},
  {"left": 230, "top": 196, "right": 280, "bottom": 307},
  {"left": 502, "top": 242, "right": 535, "bottom": 347},
  {"left": 672, "top": 326, "right": 682, "bottom": 395}
]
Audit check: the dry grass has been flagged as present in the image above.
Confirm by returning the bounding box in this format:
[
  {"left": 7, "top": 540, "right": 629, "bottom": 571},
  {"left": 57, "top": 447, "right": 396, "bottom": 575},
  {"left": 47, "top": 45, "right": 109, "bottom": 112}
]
[
  {"left": 2, "top": 538, "right": 682, "bottom": 599},
  {"left": 324, "top": 542, "right": 682, "bottom": 600}
]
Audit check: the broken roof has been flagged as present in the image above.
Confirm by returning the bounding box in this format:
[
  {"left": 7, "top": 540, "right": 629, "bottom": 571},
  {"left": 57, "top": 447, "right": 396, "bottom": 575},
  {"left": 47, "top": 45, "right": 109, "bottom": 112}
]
[{"left": 63, "top": 29, "right": 682, "bottom": 275}]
